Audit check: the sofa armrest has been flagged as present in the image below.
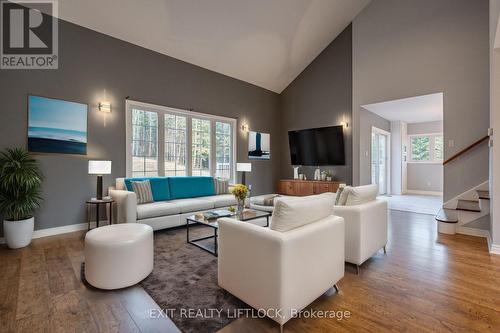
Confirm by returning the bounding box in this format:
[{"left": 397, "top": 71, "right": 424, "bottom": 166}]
[
  {"left": 333, "top": 199, "right": 387, "bottom": 264},
  {"left": 218, "top": 215, "right": 344, "bottom": 324},
  {"left": 109, "top": 189, "right": 137, "bottom": 223}
]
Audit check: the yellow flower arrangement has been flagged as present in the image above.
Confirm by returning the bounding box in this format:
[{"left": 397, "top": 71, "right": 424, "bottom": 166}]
[{"left": 231, "top": 184, "right": 249, "bottom": 201}]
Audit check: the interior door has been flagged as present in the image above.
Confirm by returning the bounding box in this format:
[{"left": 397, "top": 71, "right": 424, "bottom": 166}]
[{"left": 372, "top": 129, "right": 389, "bottom": 195}]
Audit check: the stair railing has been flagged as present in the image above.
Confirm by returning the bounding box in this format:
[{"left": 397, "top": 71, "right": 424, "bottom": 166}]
[{"left": 443, "top": 135, "right": 489, "bottom": 165}]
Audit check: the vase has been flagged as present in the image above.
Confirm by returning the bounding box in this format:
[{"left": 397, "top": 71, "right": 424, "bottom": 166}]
[
  {"left": 237, "top": 198, "right": 245, "bottom": 215},
  {"left": 3, "top": 217, "right": 34, "bottom": 249}
]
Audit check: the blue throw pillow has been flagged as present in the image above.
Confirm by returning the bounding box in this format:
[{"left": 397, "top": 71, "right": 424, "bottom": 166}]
[
  {"left": 168, "top": 176, "right": 216, "bottom": 199},
  {"left": 124, "top": 177, "right": 170, "bottom": 201}
]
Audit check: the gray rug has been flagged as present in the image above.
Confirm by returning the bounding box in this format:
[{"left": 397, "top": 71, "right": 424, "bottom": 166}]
[{"left": 140, "top": 226, "right": 250, "bottom": 333}]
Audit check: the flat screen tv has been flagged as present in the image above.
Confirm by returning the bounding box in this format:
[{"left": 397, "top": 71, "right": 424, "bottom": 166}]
[{"left": 288, "top": 125, "right": 345, "bottom": 166}]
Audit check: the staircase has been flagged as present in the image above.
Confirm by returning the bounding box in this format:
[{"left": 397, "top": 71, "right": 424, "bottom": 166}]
[{"left": 435, "top": 183, "right": 490, "bottom": 235}]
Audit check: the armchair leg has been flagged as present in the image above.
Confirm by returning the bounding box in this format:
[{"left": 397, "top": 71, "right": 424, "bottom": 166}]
[
  {"left": 325, "top": 285, "right": 339, "bottom": 296},
  {"left": 383, "top": 245, "right": 387, "bottom": 254},
  {"left": 356, "top": 264, "right": 360, "bottom": 275}
]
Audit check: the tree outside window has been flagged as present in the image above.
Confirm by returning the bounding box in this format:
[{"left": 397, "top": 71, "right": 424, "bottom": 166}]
[{"left": 410, "top": 134, "right": 443, "bottom": 162}]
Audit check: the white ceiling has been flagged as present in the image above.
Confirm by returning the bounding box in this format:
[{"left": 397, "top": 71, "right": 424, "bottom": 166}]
[
  {"left": 362, "top": 93, "right": 444, "bottom": 124},
  {"left": 54, "top": 0, "right": 370, "bottom": 93}
]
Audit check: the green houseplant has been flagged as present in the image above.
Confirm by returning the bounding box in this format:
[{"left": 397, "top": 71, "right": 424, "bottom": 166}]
[{"left": 0, "top": 148, "right": 42, "bottom": 249}]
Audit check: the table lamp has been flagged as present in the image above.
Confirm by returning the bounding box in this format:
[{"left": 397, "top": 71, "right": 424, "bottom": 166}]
[
  {"left": 236, "top": 163, "right": 252, "bottom": 185},
  {"left": 88, "top": 160, "right": 112, "bottom": 200}
]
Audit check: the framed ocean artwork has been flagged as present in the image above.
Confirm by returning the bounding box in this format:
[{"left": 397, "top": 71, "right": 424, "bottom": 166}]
[
  {"left": 248, "top": 131, "right": 270, "bottom": 160},
  {"left": 28, "top": 95, "right": 88, "bottom": 155}
]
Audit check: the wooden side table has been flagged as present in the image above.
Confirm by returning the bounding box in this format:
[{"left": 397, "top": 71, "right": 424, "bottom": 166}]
[{"left": 86, "top": 198, "right": 114, "bottom": 230}]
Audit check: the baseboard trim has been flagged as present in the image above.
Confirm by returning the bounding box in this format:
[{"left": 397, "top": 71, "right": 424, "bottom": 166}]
[
  {"left": 491, "top": 243, "right": 500, "bottom": 255},
  {"left": 0, "top": 221, "right": 105, "bottom": 244},
  {"left": 456, "top": 227, "right": 500, "bottom": 256},
  {"left": 33, "top": 222, "right": 98, "bottom": 239},
  {"left": 406, "top": 190, "right": 443, "bottom": 196},
  {"left": 457, "top": 226, "right": 490, "bottom": 238}
]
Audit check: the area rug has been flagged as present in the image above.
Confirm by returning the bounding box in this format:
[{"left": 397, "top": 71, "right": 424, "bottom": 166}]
[
  {"left": 140, "top": 226, "right": 250, "bottom": 333},
  {"left": 378, "top": 194, "right": 442, "bottom": 215}
]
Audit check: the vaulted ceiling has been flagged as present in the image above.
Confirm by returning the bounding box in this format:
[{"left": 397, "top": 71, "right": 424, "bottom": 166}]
[{"left": 56, "top": 0, "right": 370, "bottom": 93}]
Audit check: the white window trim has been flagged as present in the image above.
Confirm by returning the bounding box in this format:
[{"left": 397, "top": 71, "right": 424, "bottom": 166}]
[
  {"left": 125, "top": 100, "right": 237, "bottom": 181},
  {"left": 408, "top": 133, "right": 443, "bottom": 164}
]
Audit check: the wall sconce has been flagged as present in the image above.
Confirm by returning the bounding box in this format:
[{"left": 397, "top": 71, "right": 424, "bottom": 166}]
[
  {"left": 340, "top": 121, "right": 349, "bottom": 128},
  {"left": 98, "top": 101, "right": 111, "bottom": 113},
  {"left": 241, "top": 123, "right": 249, "bottom": 132}
]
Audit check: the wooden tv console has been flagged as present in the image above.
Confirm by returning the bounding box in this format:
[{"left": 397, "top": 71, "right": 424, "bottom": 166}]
[{"left": 278, "top": 179, "right": 341, "bottom": 196}]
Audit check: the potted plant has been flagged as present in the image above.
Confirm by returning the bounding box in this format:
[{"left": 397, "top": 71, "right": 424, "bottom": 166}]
[
  {"left": 231, "top": 184, "right": 249, "bottom": 215},
  {"left": 0, "top": 148, "right": 42, "bottom": 249}
]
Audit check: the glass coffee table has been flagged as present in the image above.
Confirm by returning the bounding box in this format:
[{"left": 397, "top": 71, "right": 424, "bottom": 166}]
[{"left": 186, "top": 209, "right": 271, "bottom": 256}]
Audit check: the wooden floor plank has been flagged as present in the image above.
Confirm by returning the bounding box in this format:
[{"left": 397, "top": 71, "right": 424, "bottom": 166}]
[
  {"left": 219, "top": 210, "right": 500, "bottom": 333},
  {"left": 0, "top": 249, "right": 21, "bottom": 333},
  {"left": 44, "top": 245, "right": 80, "bottom": 296},
  {"left": 1, "top": 209, "right": 499, "bottom": 333}
]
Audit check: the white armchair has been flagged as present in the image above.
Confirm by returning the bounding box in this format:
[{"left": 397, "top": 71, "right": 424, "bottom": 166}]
[
  {"left": 333, "top": 199, "right": 387, "bottom": 273},
  {"left": 109, "top": 187, "right": 137, "bottom": 223},
  {"left": 217, "top": 215, "right": 344, "bottom": 328}
]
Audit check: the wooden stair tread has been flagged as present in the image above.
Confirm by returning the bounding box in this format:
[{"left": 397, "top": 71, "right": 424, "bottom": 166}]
[
  {"left": 455, "top": 208, "right": 481, "bottom": 212},
  {"left": 456, "top": 199, "right": 481, "bottom": 212},
  {"left": 476, "top": 190, "right": 490, "bottom": 200},
  {"left": 435, "top": 209, "right": 458, "bottom": 223}
]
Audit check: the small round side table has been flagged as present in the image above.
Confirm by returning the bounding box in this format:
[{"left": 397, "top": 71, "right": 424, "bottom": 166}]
[{"left": 86, "top": 198, "right": 115, "bottom": 230}]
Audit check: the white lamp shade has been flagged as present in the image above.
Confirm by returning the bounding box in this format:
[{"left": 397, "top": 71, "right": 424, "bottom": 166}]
[
  {"left": 88, "top": 160, "right": 112, "bottom": 175},
  {"left": 237, "top": 163, "right": 252, "bottom": 172}
]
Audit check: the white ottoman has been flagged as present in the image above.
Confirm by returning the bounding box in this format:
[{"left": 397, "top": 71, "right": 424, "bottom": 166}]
[{"left": 84, "top": 223, "right": 154, "bottom": 289}]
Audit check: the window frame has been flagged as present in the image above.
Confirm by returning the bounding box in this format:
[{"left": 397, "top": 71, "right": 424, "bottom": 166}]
[
  {"left": 408, "top": 133, "right": 443, "bottom": 164},
  {"left": 126, "top": 100, "right": 237, "bottom": 181},
  {"left": 164, "top": 113, "right": 187, "bottom": 176}
]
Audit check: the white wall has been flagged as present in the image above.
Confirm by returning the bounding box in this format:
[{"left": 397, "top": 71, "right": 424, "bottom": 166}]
[
  {"left": 352, "top": 0, "right": 489, "bottom": 202},
  {"left": 490, "top": 0, "right": 500, "bottom": 249},
  {"left": 406, "top": 121, "right": 444, "bottom": 193},
  {"left": 390, "top": 121, "right": 405, "bottom": 194},
  {"left": 407, "top": 164, "right": 443, "bottom": 193},
  {"left": 407, "top": 121, "right": 443, "bottom": 135}
]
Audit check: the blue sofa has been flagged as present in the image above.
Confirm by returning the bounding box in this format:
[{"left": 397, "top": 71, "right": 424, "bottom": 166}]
[{"left": 109, "top": 176, "right": 243, "bottom": 230}]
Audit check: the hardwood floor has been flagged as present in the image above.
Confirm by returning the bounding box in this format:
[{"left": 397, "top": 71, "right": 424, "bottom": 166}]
[
  {"left": 1, "top": 210, "right": 499, "bottom": 332},
  {"left": 0, "top": 229, "right": 179, "bottom": 333}
]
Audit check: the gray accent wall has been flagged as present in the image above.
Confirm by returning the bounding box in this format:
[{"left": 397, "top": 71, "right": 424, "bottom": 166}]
[
  {"left": 352, "top": 0, "right": 490, "bottom": 201},
  {"left": 0, "top": 20, "right": 280, "bottom": 233},
  {"left": 359, "top": 108, "right": 391, "bottom": 185},
  {"left": 280, "top": 25, "right": 352, "bottom": 183}
]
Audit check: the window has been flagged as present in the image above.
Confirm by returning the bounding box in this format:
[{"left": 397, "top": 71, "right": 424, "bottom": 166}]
[
  {"left": 126, "top": 101, "right": 236, "bottom": 181},
  {"left": 434, "top": 135, "right": 443, "bottom": 160},
  {"left": 165, "top": 114, "right": 187, "bottom": 176},
  {"left": 131, "top": 109, "right": 158, "bottom": 177},
  {"left": 215, "top": 122, "right": 232, "bottom": 179},
  {"left": 410, "top": 134, "right": 443, "bottom": 162},
  {"left": 191, "top": 118, "right": 211, "bottom": 176}
]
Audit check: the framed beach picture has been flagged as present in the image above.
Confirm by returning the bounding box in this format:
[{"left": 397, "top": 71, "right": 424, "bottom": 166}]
[
  {"left": 248, "top": 131, "right": 270, "bottom": 160},
  {"left": 28, "top": 95, "right": 88, "bottom": 155}
]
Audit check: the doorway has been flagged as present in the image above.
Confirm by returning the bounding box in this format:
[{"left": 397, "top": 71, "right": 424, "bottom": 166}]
[{"left": 371, "top": 127, "right": 391, "bottom": 195}]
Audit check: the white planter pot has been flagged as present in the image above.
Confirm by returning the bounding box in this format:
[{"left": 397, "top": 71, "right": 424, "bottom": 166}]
[{"left": 3, "top": 217, "right": 34, "bottom": 249}]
